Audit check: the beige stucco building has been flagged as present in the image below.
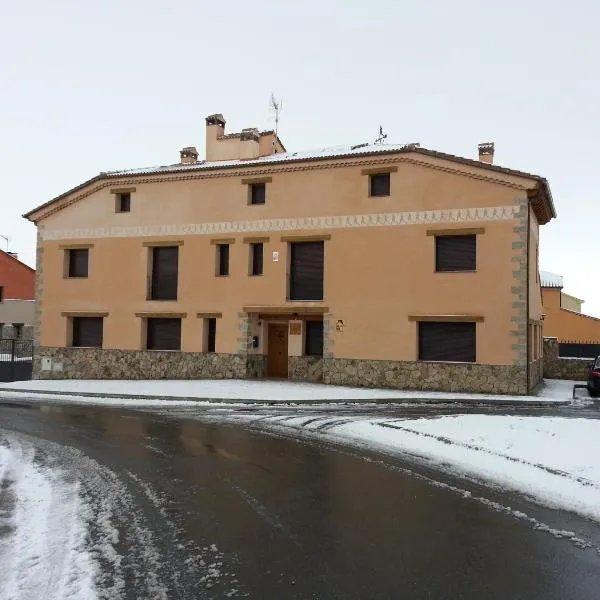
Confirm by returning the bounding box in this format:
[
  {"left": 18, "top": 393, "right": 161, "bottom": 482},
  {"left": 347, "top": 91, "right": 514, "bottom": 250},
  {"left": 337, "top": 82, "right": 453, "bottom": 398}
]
[
  {"left": 24, "top": 114, "right": 556, "bottom": 393},
  {"left": 541, "top": 271, "right": 600, "bottom": 343}
]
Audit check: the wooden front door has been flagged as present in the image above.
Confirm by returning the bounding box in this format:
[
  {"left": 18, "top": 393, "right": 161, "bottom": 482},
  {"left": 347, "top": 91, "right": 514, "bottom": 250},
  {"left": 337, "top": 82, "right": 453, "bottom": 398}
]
[{"left": 267, "top": 324, "right": 288, "bottom": 377}]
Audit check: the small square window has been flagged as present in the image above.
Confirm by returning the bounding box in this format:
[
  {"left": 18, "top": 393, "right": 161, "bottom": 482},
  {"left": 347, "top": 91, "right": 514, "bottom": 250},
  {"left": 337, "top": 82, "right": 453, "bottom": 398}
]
[
  {"left": 146, "top": 318, "right": 181, "bottom": 350},
  {"left": 435, "top": 235, "right": 476, "bottom": 272},
  {"left": 116, "top": 192, "right": 131, "bottom": 213},
  {"left": 66, "top": 249, "right": 89, "bottom": 278},
  {"left": 71, "top": 317, "right": 103, "bottom": 347},
  {"left": 249, "top": 183, "right": 266, "bottom": 205},
  {"left": 216, "top": 244, "right": 230, "bottom": 276},
  {"left": 369, "top": 173, "right": 390, "bottom": 197}
]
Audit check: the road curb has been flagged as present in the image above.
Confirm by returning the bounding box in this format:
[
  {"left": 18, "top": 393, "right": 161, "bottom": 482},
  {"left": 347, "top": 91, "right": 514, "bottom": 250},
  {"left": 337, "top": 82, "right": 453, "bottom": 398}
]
[{"left": 0, "top": 387, "right": 571, "bottom": 407}]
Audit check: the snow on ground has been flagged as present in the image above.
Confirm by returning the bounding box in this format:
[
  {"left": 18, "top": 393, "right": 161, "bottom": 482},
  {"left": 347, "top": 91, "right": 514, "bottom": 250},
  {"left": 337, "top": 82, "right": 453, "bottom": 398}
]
[
  {"left": 0, "top": 435, "right": 98, "bottom": 600},
  {"left": 0, "top": 378, "right": 577, "bottom": 403},
  {"left": 220, "top": 412, "right": 600, "bottom": 523}
]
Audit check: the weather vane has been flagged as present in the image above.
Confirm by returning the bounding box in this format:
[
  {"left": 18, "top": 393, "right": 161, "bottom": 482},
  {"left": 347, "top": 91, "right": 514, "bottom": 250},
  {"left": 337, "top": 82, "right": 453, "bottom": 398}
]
[{"left": 375, "top": 125, "right": 388, "bottom": 145}]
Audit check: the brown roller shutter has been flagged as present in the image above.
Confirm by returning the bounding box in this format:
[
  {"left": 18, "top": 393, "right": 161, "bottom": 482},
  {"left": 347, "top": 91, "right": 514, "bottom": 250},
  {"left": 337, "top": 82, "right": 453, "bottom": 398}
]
[
  {"left": 290, "top": 241, "right": 324, "bottom": 300},
  {"left": 418, "top": 321, "right": 476, "bottom": 362},
  {"left": 147, "top": 318, "right": 181, "bottom": 350},
  {"left": 435, "top": 235, "right": 476, "bottom": 272},
  {"left": 305, "top": 321, "right": 324, "bottom": 356},
  {"left": 151, "top": 246, "right": 179, "bottom": 300},
  {"left": 72, "top": 317, "right": 103, "bottom": 347}
]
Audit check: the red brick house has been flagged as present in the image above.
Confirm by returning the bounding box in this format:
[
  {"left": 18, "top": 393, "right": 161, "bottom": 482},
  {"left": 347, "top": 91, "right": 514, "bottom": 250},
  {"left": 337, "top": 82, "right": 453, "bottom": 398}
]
[{"left": 0, "top": 250, "right": 35, "bottom": 339}]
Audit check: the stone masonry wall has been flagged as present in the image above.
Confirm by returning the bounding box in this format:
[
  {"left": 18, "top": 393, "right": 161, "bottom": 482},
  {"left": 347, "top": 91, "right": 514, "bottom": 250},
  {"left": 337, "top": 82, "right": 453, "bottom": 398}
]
[
  {"left": 528, "top": 358, "right": 543, "bottom": 391},
  {"left": 0, "top": 324, "right": 34, "bottom": 340},
  {"left": 288, "top": 356, "right": 323, "bottom": 382},
  {"left": 34, "top": 348, "right": 529, "bottom": 394},
  {"left": 34, "top": 347, "right": 252, "bottom": 380},
  {"left": 324, "top": 358, "right": 528, "bottom": 395},
  {"left": 543, "top": 337, "right": 593, "bottom": 381},
  {"left": 510, "top": 197, "right": 529, "bottom": 389}
]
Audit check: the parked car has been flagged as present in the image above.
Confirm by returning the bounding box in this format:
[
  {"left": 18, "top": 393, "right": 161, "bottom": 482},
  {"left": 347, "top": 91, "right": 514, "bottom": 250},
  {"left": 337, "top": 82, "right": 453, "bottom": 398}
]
[{"left": 587, "top": 356, "right": 600, "bottom": 397}]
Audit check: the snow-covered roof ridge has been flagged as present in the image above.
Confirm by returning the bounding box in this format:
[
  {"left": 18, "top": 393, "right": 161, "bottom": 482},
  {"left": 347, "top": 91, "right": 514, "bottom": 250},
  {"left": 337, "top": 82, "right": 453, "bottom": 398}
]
[
  {"left": 540, "top": 270, "right": 563, "bottom": 288},
  {"left": 102, "top": 142, "right": 416, "bottom": 177}
]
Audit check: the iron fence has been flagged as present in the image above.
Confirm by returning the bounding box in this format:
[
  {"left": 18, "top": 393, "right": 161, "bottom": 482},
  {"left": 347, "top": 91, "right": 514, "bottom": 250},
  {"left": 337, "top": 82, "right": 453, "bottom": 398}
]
[
  {"left": 558, "top": 342, "right": 600, "bottom": 359},
  {"left": 0, "top": 338, "right": 33, "bottom": 382}
]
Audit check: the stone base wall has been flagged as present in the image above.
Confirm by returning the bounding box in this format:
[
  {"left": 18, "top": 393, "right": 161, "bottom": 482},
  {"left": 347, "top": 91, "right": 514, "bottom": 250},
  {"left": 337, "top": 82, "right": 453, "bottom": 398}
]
[
  {"left": 528, "top": 358, "right": 544, "bottom": 391},
  {"left": 33, "top": 346, "right": 530, "bottom": 394},
  {"left": 323, "top": 358, "right": 528, "bottom": 395},
  {"left": 543, "top": 338, "right": 592, "bottom": 381},
  {"left": 247, "top": 354, "right": 267, "bottom": 378},
  {"left": 34, "top": 347, "right": 250, "bottom": 380},
  {"left": 289, "top": 356, "right": 323, "bottom": 382},
  {"left": 1, "top": 325, "right": 34, "bottom": 340}
]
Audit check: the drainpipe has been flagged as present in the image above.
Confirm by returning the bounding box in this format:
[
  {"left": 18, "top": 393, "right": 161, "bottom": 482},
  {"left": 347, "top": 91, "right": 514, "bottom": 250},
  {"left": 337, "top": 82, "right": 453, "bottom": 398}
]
[{"left": 526, "top": 200, "right": 531, "bottom": 393}]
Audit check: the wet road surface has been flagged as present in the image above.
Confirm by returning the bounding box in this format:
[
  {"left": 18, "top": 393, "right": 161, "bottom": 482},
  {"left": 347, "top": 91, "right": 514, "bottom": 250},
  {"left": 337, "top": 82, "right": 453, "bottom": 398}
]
[{"left": 1, "top": 401, "right": 600, "bottom": 599}]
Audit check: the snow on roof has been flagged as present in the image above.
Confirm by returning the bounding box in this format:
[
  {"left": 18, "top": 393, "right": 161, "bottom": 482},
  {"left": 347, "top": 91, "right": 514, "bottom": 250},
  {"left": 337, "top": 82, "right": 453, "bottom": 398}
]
[
  {"left": 540, "top": 270, "right": 563, "bottom": 288},
  {"left": 101, "top": 143, "right": 423, "bottom": 177}
]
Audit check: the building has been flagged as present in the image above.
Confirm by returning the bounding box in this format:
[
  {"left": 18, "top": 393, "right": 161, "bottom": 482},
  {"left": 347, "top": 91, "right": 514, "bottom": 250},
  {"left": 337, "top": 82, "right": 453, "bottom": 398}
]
[
  {"left": 541, "top": 270, "right": 600, "bottom": 343},
  {"left": 0, "top": 249, "right": 35, "bottom": 339},
  {"left": 24, "top": 114, "right": 556, "bottom": 393}
]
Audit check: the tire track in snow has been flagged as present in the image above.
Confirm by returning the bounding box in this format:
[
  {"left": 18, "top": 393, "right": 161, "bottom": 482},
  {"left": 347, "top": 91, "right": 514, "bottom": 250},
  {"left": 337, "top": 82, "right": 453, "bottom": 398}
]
[{"left": 197, "top": 411, "right": 600, "bottom": 557}]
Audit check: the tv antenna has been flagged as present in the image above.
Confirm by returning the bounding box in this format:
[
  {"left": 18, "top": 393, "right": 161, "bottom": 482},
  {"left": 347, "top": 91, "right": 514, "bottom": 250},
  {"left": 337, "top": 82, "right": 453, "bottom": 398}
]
[
  {"left": 270, "top": 93, "right": 282, "bottom": 152},
  {"left": 375, "top": 125, "right": 388, "bottom": 145},
  {"left": 0, "top": 234, "right": 9, "bottom": 252}
]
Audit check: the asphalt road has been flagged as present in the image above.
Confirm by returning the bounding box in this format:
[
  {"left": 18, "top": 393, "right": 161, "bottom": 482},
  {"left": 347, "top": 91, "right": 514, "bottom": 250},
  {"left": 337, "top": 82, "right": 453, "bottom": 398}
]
[{"left": 1, "top": 401, "right": 600, "bottom": 599}]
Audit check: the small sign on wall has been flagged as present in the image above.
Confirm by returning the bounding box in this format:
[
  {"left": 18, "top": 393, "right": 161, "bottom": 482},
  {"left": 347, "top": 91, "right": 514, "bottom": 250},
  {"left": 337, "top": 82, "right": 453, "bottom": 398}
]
[
  {"left": 289, "top": 322, "right": 301, "bottom": 336},
  {"left": 272, "top": 251, "right": 280, "bottom": 263}
]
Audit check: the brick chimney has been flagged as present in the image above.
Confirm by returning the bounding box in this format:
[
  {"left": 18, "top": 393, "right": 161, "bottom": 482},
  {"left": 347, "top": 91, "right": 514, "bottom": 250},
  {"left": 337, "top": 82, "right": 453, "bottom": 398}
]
[
  {"left": 478, "top": 142, "right": 494, "bottom": 164},
  {"left": 179, "top": 146, "right": 198, "bottom": 165},
  {"left": 205, "top": 113, "right": 226, "bottom": 161},
  {"left": 239, "top": 128, "right": 260, "bottom": 160}
]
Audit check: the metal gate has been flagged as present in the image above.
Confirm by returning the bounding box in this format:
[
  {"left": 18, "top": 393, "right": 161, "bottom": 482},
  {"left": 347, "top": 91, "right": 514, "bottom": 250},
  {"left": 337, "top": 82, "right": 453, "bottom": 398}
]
[{"left": 0, "top": 339, "right": 33, "bottom": 382}]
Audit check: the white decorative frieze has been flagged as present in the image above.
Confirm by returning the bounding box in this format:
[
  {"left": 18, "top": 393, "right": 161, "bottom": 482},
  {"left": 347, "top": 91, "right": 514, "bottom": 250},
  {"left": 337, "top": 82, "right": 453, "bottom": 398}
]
[{"left": 41, "top": 205, "right": 519, "bottom": 241}]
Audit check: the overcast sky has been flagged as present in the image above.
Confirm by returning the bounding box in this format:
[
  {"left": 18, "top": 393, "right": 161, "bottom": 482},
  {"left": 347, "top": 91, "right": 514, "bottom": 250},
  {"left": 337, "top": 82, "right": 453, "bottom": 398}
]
[{"left": 2, "top": 0, "right": 599, "bottom": 314}]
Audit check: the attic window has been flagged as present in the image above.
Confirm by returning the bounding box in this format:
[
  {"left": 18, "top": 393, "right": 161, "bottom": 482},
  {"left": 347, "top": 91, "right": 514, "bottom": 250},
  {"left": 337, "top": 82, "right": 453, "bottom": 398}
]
[
  {"left": 112, "top": 187, "right": 135, "bottom": 213},
  {"left": 116, "top": 192, "right": 130, "bottom": 212}
]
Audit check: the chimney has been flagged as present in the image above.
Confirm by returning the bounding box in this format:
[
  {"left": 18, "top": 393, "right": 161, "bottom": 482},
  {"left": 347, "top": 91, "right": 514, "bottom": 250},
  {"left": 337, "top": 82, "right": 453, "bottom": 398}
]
[
  {"left": 205, "top": 113, "right": 226, "bottom": 161},
  {"left": 478, "top": 142, "right": 494, "bottom": 164},
  {"left": 179, "top": 146, "right": 198, "bottom": 165},
  {"left": 239, "top": 128, "right": 260, "bottom": 160}
]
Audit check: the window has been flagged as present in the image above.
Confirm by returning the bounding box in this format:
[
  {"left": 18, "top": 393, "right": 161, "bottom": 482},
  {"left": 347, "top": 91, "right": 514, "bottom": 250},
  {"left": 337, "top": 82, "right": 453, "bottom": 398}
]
[
  {"left": 146, "top": 318, "right": 181, "bottom": 350},
  {"left": 116, "top": 192, "right": 131, "bottom": 213},
  {"left": 289, "top": 241, "right": 324, "bottom": 300},
  {"left": 71, "top": 317, "right": 103, "bottom": 347},
  {"left": 305, "top": 321, "right": 324, "bottom": 356},
  {"left": 0, "top": 286, "right": 3, "bottom": 302},
  {"left": 435, "top": 235, "right": 476, "bottom": 272},
  {"left": 369, "top": 173, "right": 390, "bottom": 197},
  {"left": 150, "top": 246, "right": 178, "bottom": 300},
  {"left": 204, "top": 318, "right": 216, "bottom": 353},
  {"left": 67, "top": 249, "right": 89, "bottom": 278},
  {"left": 249, "top": 183, "right": 266, "bottom": 205},
  {"left": 418, "top": 322, "right": 476, "bottom": 363},
  {"left": 217, "top": 244, "right": 230, "bottom": 276},
  {"left": 12, "top": 323, "right": 23, "bottom": 339},
  {"left": 250, "top": 243, "right": 263, "bottom": 276}
]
